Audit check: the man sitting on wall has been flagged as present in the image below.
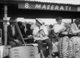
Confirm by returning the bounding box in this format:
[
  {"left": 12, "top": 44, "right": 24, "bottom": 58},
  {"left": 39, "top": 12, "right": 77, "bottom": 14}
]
[
  {"left": 7, "top": 17, "right": 23, "bottom": 47},
  {"left": 32, "top": 19, "right": 52, "bottom": 58}
]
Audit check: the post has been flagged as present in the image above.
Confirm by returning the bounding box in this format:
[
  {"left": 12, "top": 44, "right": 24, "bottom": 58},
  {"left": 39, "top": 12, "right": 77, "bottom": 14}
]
[
  {"left": 0, "top": 5, "right": 8, "bottom": 58},
  {"left": 4, "top": 5, "right": 8, "bottom": 46}
]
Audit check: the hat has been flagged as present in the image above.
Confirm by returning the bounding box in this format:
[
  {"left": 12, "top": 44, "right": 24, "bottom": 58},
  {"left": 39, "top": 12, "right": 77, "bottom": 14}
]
[{"left": 36, "top": 19, "right": 43, "bottom": 25}]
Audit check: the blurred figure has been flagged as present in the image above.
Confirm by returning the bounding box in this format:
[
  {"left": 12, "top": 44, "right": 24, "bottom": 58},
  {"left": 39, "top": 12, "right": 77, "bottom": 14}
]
[
  {"left": 26, "top": 23, "right": 33, "bottom": 37},
  {"left": 18, "top": 22, "right": 26, "bottom": 38},
  {"left": 52, "top": 17, "right": 66, "bottom": 42},
  {"left": 48, "top": 25, "right": 54, "bottom": 41},
  {"left": 0, "top": 29, "right": 2, "bottom": 45},
  {"left": 25, "top": 23, "right": 33, "bottom": 43}
]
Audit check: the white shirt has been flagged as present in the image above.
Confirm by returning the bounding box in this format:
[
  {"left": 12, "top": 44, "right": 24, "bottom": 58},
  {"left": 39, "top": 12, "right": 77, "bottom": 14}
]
[
  {"left": 32, "top": 24, "right": 49, "bottom": 41},
  {"left": 53, "top": 23, "right": 66, "bottom": 33},
  {"left": 32, "top": 24, "right": 40, "bottom": 40},
  {"left": 32, "top": 24, "right": 40, "bottom": 36},
  {"left": 11, "top": 25, "right": 15, "bottom": 36},
  {"left": 40, "top": 25, "right": 48, "bottom": 35}
]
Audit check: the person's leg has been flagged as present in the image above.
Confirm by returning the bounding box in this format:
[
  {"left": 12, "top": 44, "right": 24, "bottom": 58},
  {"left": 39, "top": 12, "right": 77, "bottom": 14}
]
[
  {"left": 9, "top": 41, "right": 17, "bottom": 47},
  {"left": 45, "top": 39, "right": 53, "bottom": 58},
  {"left": 17, "top": 40, "right": 23, "bottom": 46},
  {"left": 43, "top": 47, "right": 47, "bottom": 58},
  {"left": 36, "top": 40, "right": 45, "bottom": 58},
  {"left": 25, "top": 37, "right": 34, "bottom": 43}
]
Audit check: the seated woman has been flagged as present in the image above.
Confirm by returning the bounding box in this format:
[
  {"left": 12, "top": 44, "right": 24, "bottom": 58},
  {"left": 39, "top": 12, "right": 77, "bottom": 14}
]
[
  {"left": 58, "top": 18, "right": 80, "bottom": 58},
  {"left": 70, "top": 18, "right": 80, "bottom": 58},
  {"left": 58, "top": 23, "right": 73, "bottom": 58},
  {"left": 52, "top": 16, "right": 66, "bottom": 42},
  {"left": 53, "top": 17, "right": 66, "bottom": 38},
  {"left": 18, "top": 22, "right": 25, "bottom": 38},
  {"left": 52, "top": 17, "right": 66, "bottom": 58}
]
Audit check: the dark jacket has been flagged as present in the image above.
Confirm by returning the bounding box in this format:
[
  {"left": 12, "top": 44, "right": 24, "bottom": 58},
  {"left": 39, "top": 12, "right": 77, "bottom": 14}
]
[
  {"left": 24, "top": 24, "right": 32, "bottom": 38},
  {"left": 7, "top": 24, "right": 21, "bottom": 41}
]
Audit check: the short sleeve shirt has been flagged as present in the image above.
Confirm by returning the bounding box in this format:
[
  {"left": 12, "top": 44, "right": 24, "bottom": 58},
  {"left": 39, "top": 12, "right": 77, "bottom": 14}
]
[{"left": 53, "top": 23, "right": 66, "bottom": 33}]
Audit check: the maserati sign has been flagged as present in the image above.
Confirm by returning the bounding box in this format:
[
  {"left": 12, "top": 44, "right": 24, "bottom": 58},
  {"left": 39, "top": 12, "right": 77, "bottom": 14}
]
[{"left": 18, "top": 2, "right": 80, "bottom": 12}]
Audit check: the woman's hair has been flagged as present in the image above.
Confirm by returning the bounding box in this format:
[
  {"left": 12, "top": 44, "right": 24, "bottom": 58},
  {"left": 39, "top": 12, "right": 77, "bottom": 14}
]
[
  {"left": 26, "top": 24, "right": 31, "bottom": 29},
  {"left": 75, "top": 18, "right": 80, "bottom": 24},
  {"left": 18, "top": 22, "right": 22, "bottom": 26},
  {"left": 56, "top": 16, "right": 62, "bottom": 22},
  {"left": 49, "top": 25, "right": 53, "bottom": 28}
]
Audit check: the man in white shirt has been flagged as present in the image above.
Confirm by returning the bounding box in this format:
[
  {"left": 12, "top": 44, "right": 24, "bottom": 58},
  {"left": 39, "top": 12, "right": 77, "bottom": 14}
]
[{"left": 32, "top": 19, "right": 52, "bottom": 58}]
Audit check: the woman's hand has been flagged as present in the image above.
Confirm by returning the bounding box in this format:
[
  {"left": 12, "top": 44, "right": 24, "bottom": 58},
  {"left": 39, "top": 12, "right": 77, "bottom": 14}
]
[
  {"left": 62, "top": 31, "right": 68, "bottom": 34},
  {"left": 14, "top": 39, "right": 19, "bottom": 43},
  {"left": 28, "top": 35, "right": 33, "bottom": 38}
]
